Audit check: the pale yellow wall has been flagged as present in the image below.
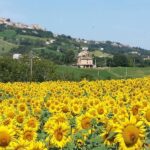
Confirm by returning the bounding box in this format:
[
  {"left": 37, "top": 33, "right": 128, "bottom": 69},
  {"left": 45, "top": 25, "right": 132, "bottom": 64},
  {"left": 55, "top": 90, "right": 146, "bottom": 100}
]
[{"left": 77, "top": 59, "right": 93, "bottom": 65}]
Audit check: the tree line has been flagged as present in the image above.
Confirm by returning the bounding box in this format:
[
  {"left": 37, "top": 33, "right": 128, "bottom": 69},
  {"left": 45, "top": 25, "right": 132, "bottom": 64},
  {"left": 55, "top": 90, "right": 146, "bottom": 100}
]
[
  {"left": 0, "top": 57, "right": 56, "bottom": 82},
  {"left": 95, "top": 54, "right": 150, "bottom": 67}
]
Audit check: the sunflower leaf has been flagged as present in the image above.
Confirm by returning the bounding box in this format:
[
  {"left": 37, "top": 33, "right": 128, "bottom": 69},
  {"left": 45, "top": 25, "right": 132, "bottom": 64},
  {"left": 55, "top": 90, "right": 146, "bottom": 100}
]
[{"left": 107, "top": 132, "right": 117, "bottom": 140}]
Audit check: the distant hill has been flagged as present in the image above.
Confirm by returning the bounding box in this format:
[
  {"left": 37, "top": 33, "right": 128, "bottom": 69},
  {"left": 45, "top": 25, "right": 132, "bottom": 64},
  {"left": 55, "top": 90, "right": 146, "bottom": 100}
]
[{"left": 0, "top": 18, "right": 150, "bottom": 66}]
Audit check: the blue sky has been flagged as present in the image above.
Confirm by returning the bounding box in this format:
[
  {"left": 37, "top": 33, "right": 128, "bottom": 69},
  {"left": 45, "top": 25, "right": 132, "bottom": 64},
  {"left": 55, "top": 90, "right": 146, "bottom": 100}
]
[{"left": 0, "top": 0, "right": 150, "bottom": 49}]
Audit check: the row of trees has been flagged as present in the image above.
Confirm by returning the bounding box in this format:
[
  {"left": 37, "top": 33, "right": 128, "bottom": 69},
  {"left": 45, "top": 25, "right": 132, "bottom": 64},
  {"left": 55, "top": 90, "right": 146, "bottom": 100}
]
[
  {"left": 95, "top": 54, "right": 150, "bottom": 67},
  {"left": 0, "top": 57, "right": 56, "bottom": 82},
  {"left": 39, "top": 49, "right": 76, "bottom": 64}
]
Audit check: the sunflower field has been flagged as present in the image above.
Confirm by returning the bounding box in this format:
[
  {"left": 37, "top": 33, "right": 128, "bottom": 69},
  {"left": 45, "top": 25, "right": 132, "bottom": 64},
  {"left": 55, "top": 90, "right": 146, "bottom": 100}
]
[{"left": 0, "top": 77, "right": 150, "bottom": 150}]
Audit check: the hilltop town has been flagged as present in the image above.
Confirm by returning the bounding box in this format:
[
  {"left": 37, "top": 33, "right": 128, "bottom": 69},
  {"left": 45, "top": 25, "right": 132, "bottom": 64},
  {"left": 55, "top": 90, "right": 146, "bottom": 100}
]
[{"left": 0, "top": 17, "right": 44, "bottom": 30}]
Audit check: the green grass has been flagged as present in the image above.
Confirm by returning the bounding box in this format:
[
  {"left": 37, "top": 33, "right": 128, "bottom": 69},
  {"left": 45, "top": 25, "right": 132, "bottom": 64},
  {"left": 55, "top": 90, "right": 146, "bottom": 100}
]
[
  {"left": 0, "top": 38, "right": 17, "bottom": 54},
  {"left": 56, "top": 66, "right": 150, "bottom": 81},
  {"left": 109, "top": 67, "right": 150, "bottom": 78},
  {"left": 0, "top": 29, "right": 16, "bottom": 38},
  {"left": 17, "top": 35, "right": 48, "bottom": 41},
  {"left": 90, "top": 50, "right": 113, "bottom": 58}
]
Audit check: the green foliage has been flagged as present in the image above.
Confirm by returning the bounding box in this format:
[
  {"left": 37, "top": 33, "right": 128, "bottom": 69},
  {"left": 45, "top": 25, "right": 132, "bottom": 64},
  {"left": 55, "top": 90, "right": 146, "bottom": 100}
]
[
  {"left": 37, "top": 130, "right": 48, "bottom": 141},
  {"left": 44, "top": 91, "right": 51, "bottom": 102},
  {"left": 113, "top": 54, "right": 128, "bottom": 67},
  {"left": 0, "top": 57, "right": 29, "bottom": 82},
  {"left": 37, "top": 108, "right": 51, "bottom": 141},
  {"left": 39, "top": 109, "right": 51, "bottom": 126},
  {"left": 63, "top": 50, "right": 75, "bottom": 64},
  {"left": 0, "top": 57, "right": 57, "bottom": 82},
  {"left": 69, "top": 117, "right": 76, "bottom": 128},
  {"left": 32, "top": 59, "right": 56, "bottom": 82},
  {"left": 0, "top": 89, "right": 13, "bottom": 101}
]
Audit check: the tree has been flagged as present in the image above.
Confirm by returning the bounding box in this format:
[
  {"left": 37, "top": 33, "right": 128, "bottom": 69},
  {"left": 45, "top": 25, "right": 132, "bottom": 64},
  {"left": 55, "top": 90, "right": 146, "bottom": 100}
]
[
  {"left": 32, "top": 59, "right": 56, "bottom": 82},
  {"left": 0, "top": 57, "right": 29, "bottom": 82},
  {"left": 106, "top": 58, "right": 113, "bottom": 67},
  {"left": 63, "top": 50, "right": 75, "bottom": 64},
  {"left": 113, "top": 54, "right": 129, "bottom": 67}
]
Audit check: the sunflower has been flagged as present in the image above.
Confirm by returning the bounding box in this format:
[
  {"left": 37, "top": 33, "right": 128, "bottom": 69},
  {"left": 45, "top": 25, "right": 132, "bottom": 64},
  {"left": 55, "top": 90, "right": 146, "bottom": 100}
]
[
  {"left": 28, "top": 141, "right": 47, "bottom": 150},
  {"left": 76, "top": 113, "right": 92, "bottom": 130},
  {"left": 95, "top": 103, "right": 107, "bottom": 121},
  {"left": 145, "top": 109, "right": 150, "bottom": 122},
  {"left": 76, "top": 139, "right": 85, "bottom": 149},
  {"left": 32, "top": 107, "right": 41, "bottom": 116},
  {"left": 24, "top": 117, "right": 39, "bottom": 131},
  {"left": 21, "top": 128, "right": 37, "bottom": 142},
  {"left": 0, "top": 126, "right": 15, "bottom": 149},
  {"left": 1, "top": 118, "right": 12, "bottom": 127},
  {"left": 71, "top": 103, "right": 81, "bottom": 115},
  {"left": 52, "top": 113, "right": 68, "bottom": 124},
  {"left": 17, "top": 103, "right": 28, "bottom": 115},
  {"left": 10, "top": 139, "right": 29, "bottom": 150},
  {"left": 129, "top": 101, "right": 142, "bottom": 117},
  {"left": 61, "top": 104, "right": 70, "bottom": 114},
  {"left": 44, "top": 119, "right": 54, "bottom": 134},
  {"left": 113, "top": 106, "right": 129, "bottom": 123},
  {"left": 115, "top": 115, "right": 145, "bottom": 150},
  {"left": 6, "top": 108, "right": 16, "bottom": 119},
  {"left": 87, "top": 108, "right": 97, "bottom": 118},
  {"left": 48, "top": 103, "right": 57, "bottom": 113},
  {"left": 49, "top": 123, "right": 71, "bottom": 148},
  {"left": 15, "top": 114, "right": 25, "bottom": 127},
  {"left": 141, "top": 107, "right": 150, "bottom": 126},
  {"left": 101, "top": 120, "right": 117, "bottom": 146}
]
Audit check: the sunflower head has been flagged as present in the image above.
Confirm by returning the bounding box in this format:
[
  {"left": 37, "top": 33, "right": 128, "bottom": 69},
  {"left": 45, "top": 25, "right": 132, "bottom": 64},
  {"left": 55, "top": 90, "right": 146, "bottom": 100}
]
[
  {"left": 0, "top": 126, "right": 14, "bottom": 148},
  {"left": 77, "top": 114, "right": 92, "bottom": 130},
  {"left": 16, "top": 114, "right": 24, "bottom": 124},
  {"left": 116, "top": 116, "right": 145, "bottom": 150},
  {"left": 22, "top": 128, "right": 36, "bottom": 142},
  {"left": 54, "top": 127, "right": 64, "bottom": 141},
  {"left": 132, "top": 105, "right": 139, "bottom": 116},
  {"left": 49, "top": 123, "right": 71, "bottom": 148},
  {"left": 122, "top": 125, "right": 139, "bottom": 147},
  {"left": 145, "top": 109, "right": 150, "bottom": 122},
  {"left": 11, "top": 139, "right": 29, "bottom": 150}
]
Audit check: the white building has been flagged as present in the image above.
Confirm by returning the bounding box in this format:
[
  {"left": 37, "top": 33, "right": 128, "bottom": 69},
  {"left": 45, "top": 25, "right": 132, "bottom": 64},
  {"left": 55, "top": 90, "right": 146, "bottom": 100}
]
[
  {"left": 82, "top": 47, "right": 88, "bottom": 51},
  {"left": 130, "top": 51, "right": 141, "bottom": 55},
  {"left": 45, "top": 39, "right": 56, "bottom": 45},
  {"left": 13, "top": 54, "right": 22, "bottom": 59},
  {"left": 144, "top": 56, "right": 150, "bottom": 60}
]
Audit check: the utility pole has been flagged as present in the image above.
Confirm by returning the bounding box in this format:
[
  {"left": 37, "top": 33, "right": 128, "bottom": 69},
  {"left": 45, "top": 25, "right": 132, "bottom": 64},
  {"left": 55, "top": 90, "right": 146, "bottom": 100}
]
[
  {"left": 98, "top": 70, "right": 100, "bottom": 77},
  {"left": 30, "top": 50, "right": 33, "bottom": 82},
  {"left": 125, "top": 67, "right": 128, "bottom": 78},
  {"left": 95, "top": 58, "right": 97, "bottom": 68},
  {"left": 133, "top": 58, "right": 135, "bottom": 67},
  {"left": 104, "top": 58, "right": 107, "bottom": 67}
]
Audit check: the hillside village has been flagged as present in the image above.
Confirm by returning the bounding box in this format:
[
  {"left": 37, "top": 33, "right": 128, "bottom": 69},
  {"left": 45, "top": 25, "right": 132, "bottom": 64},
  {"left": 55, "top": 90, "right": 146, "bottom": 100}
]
[
  {"left": 0, "top": 17, "right": 43, "bottom": 30},
  {"left": 0, "top": 17, "right": 148, "bottom": 51}
]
